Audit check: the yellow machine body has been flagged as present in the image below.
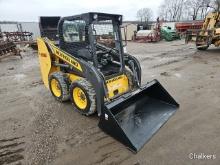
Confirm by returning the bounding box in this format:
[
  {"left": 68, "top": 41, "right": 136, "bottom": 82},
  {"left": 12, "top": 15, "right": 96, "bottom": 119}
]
[
  {"left": 106, "top": 74, "right": 129, "bottom": 98},
  {"left": 37, "top": 38, "right": 59, "bottom": 88},
  {"left": 201, "top": 12, "right": 220, "bottom": 31},
  {"left": 186, "top": 12, "right": 220, "bottom": 49},
  {"left": 201, "top": 12, "right": 220, "bottom": 47},
  {"left": 37, "top": 38, "right": 129, "bottom": 99}
]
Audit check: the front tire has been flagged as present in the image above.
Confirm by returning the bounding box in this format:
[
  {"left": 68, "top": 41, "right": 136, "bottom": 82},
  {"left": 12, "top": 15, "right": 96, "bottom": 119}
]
[
  {"left": 49, "top": 72, "right": 70, "bottom": 102},
  {"left": 70, "top": 78, "right": 96, "bottom": 116}
]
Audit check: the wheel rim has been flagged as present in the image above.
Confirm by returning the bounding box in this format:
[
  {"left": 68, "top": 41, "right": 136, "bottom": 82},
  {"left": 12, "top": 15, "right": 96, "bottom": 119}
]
[
  {"left": 73, "top": 87, "right": 87, "bottom": 110},
  {"left": 51, "top": 79, "right": 61, "bottom": 97}
]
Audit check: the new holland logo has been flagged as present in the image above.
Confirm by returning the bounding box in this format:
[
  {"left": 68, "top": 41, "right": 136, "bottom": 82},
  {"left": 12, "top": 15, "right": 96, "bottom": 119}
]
[{"left": 54, "top": 49, "right": 82, "bottom": 71}]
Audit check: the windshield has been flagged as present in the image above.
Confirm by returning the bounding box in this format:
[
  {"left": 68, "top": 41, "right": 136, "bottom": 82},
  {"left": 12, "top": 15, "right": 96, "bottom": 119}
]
[
  {"left": 63, "top": 20, "right": 86, "bottom": 43},
  {"left": 92, "top": 20, "right": 116, "bottom": 49}
]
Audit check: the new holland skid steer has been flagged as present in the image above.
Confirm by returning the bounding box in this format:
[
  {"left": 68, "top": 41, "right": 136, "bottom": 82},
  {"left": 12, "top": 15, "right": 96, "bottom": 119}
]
[
  {"left": 37, "top": 13, "right": 179, "bottom": 152},
  {"left": 186, "top": 11, "right": 220, "bottom": 50}
]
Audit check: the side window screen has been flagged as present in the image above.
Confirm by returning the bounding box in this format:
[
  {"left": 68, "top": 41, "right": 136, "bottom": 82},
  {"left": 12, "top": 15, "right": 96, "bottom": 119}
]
[
  {"left": 92, "top": 20, "right": 116, "bottom": 48},
  {"left": 63, "top": 20, "right": 86, "bottom": 43}
]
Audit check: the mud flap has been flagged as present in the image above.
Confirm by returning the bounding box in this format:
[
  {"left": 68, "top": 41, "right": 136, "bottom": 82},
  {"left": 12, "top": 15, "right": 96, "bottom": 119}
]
[{"left": 98, "top": 79, "right": 179, "bottom": 153}]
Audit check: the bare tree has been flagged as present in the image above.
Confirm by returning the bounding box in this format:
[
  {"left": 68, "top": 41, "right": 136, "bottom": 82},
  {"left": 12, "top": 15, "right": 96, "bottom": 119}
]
[
  {"left": 186, "top": 0, "right": 202, "bottom": 20},
  {"left": 159, "top": 3, "right": 170, "bottom": 21},
  {"left": 137, "top": 8, "right": 153, "bottom": 23},
  {"left": 159, "top": 0, "right": 214, "bottom": 21},
  {"left": 200, "top": 0, "right": 212, "bottom": 18},
  {"left": 185, "top": 0, "right": 211, "bottom": 20},
  {"left": 214, "top": 0, "right": 220, "bottom": 11},
  {"left": 159, "top": 0, "right": 185, "bottom": 21},
  {"left": 137, "top": 9, "right": 143, "bottom": 22}
]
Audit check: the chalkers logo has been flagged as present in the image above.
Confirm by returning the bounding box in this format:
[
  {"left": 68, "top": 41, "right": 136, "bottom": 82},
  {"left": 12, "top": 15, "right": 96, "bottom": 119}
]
[{"left": 189, "top": 153, "right": 216, "bottom": 160}]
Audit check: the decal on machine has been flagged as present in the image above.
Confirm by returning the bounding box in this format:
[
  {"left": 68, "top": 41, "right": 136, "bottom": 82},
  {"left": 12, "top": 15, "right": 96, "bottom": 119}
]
[
  {"left": 106, "top": 76, "right": 123, "bottom": 84},
  {"left": 51, "top": 44, "right": 82, "bottom": 72}
]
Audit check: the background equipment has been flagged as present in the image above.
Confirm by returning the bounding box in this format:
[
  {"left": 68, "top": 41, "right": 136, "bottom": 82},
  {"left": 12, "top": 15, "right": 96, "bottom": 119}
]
[
  {"left": 37, "top": 12, "right": 179, "bottom": 152},
  {"left": 186, "top": 12, "right": 220, "bottom": 50},
  {"left": 160, "top": 26, "right": 180, "bottom": 41},
  {"left": 0, "top": 33, "right": 21, "bottom": 60},
  {"left": 133, "top": 17, "right": 161, "bottom": 43}
]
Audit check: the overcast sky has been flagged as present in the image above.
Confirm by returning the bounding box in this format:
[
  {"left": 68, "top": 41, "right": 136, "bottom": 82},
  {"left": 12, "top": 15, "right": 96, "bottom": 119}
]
[{"left": 0, "top": 0, "right": 163, "bottom": 22}]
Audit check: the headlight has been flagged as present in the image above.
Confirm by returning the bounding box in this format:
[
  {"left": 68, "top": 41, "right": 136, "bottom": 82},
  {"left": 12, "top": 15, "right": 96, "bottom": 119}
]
[
  {"left": 118, "top": 16, "right": 122, "bottom": 21},
  {"left": 93, "top": 14, "right": 98, "bottom": 20}
]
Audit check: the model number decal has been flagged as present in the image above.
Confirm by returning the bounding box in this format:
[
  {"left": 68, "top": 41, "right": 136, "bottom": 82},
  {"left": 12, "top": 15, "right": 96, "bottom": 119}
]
[
  {"left": 53, "top": 48, "right": 82, "bottom": 72},
  {"left": 106, "top": 76, "right": 123, "bottom": 84}
]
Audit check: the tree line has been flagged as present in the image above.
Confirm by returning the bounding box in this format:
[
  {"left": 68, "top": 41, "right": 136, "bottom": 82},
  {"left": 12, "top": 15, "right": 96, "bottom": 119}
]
[{"left": 137, "top": 0, "right": 220, "bottom": 22}]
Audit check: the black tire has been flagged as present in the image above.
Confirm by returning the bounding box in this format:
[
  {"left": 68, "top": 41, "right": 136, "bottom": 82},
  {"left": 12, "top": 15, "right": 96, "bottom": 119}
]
[
  {"left": 49, "top": 72, "right": 70, "bottom": 102},
  {"left": 70, "top": 78, "right": 96, "bottom": 116},
  {"left": 196, "top": 45, "right": 209, "bottom": 51},
  {"left": 196, "top": 35, "right": 209, "bottom": 51}
]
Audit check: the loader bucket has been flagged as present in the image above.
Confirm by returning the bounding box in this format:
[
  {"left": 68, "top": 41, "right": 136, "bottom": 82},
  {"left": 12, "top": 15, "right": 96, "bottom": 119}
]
[{"left": 98, "top": 79, "right": 179, "bottom": 152}]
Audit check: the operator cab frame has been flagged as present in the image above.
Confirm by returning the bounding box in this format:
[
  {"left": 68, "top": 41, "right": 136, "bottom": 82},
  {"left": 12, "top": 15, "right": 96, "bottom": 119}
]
[{"left": 57, "top": 12, "right": 125, "bottom": 77}]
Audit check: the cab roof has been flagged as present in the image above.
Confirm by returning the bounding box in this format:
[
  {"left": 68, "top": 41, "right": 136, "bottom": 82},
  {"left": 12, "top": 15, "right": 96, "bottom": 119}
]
[{"left": 62, "top": 12, "right": 123, "bottom": 25}]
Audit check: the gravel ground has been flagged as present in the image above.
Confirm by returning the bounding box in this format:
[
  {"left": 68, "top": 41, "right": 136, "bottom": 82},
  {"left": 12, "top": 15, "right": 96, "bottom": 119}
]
[{"left": 0, "top": 40, "right": 219, "bottom": 165}]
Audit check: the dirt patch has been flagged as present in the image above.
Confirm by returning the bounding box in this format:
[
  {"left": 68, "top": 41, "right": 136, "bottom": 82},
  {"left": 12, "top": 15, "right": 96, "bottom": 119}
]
[
  {"left": 160, "top": 72, "right": 171, "bottom": 76},
  {"left": 152, "top": 59, "right": 183, "bottom": 68},
  {"left": 0, "top": 136, "right": 25, "bottom": 165}
]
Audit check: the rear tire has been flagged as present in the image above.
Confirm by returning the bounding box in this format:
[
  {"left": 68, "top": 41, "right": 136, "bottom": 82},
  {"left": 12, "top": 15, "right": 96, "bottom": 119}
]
[
  {"left": 70, "top": 78, "right": 96, "bottom": 116},
  {"left": 49, "top": 72, "right": 70, "bottom": 102},
  {"left": 196, "top": 45, "right": 209, "bottom": 50}
]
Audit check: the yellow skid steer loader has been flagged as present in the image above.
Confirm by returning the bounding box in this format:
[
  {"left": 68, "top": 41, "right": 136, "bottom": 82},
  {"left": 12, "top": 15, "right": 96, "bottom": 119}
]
[{"left": 37, "top": 13, "right": 179, "bottom": 152}]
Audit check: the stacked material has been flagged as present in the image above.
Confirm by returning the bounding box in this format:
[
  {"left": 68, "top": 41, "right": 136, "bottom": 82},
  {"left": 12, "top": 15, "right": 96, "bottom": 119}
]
[
  {"left": 136, "top": 30, "right": 154, "bottom": 37},
  {"left": 0, "top": 41, "right": 21, "bottom": 60},
  {"left": 135, "top": 30, "right": 160, "bottom": 42}
]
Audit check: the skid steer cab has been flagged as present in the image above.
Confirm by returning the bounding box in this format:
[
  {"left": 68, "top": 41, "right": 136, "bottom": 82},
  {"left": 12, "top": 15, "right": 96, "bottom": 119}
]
[{"left": 37, "top": 12, "right": 179, "bottom": 152}]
